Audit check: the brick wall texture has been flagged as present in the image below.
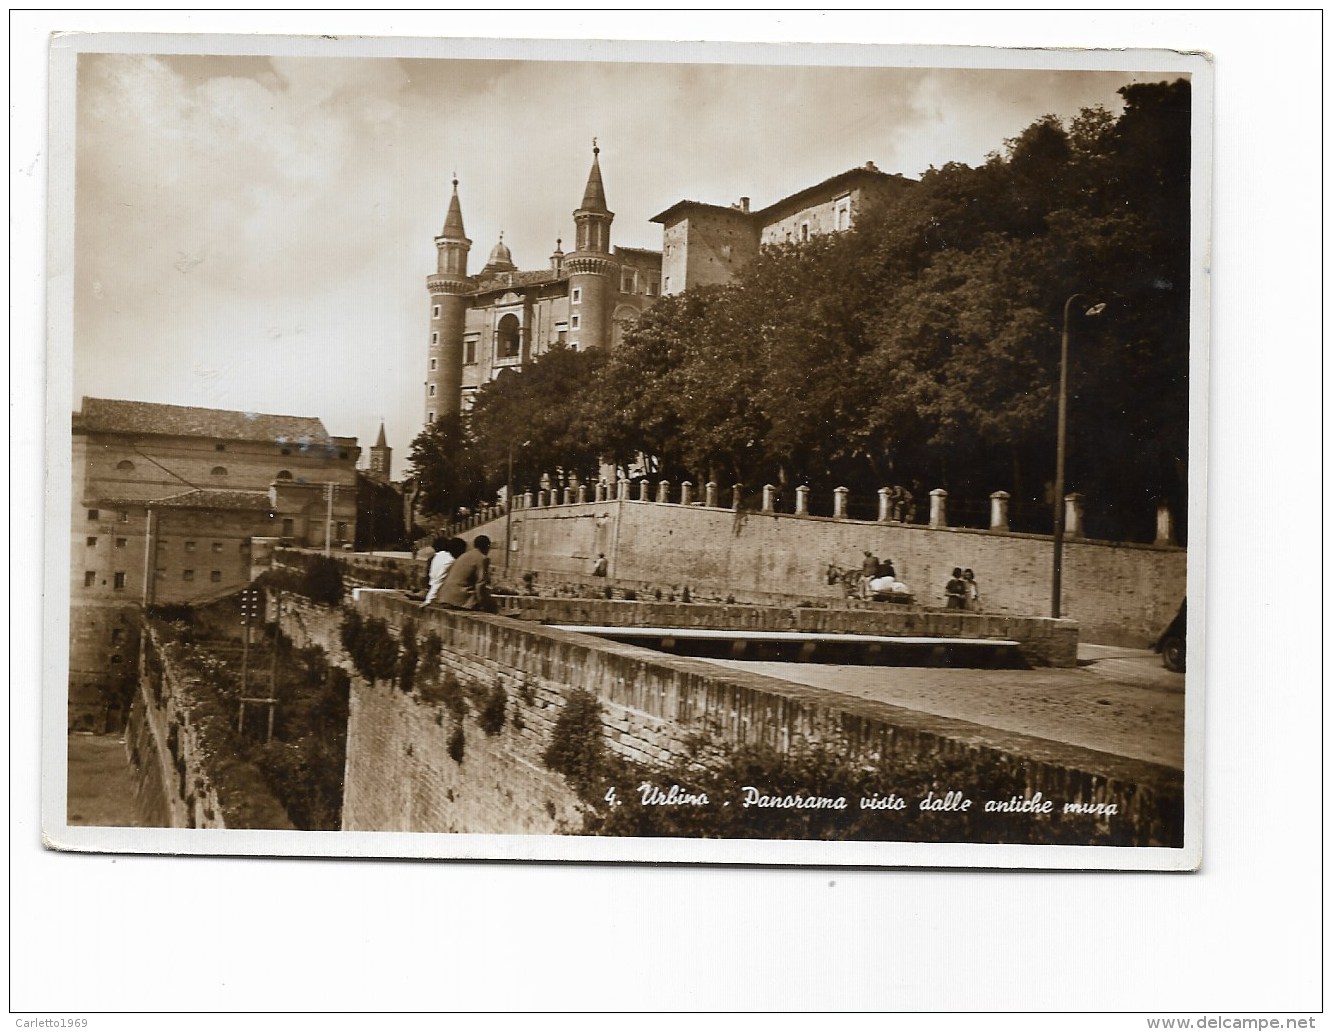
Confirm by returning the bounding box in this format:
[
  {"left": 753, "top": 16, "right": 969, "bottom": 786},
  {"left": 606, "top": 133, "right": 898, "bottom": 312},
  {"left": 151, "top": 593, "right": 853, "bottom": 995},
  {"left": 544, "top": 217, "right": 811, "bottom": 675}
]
[{"left": 288, "top": 593, "right": 1183, "bottom": 845}]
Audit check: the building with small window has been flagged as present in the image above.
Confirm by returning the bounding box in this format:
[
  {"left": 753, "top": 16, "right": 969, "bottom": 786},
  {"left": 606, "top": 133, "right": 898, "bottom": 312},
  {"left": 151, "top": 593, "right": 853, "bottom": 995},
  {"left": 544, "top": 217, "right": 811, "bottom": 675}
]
[{"left": 68, "top": 397, "right": 361, "bottom": 730}]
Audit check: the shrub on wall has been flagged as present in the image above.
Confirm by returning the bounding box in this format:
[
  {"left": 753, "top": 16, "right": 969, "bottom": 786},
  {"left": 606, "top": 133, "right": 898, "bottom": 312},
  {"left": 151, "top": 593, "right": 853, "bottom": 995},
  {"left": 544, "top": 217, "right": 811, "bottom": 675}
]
[
  {"left": 397, "top": 619, "right": 419, "bottom": 695},
  {"left": 302, "top": 556, "right": 345, "bottom": 607},
  {"left": 542, "top": 689, "right": 615, "bottom": 797},
  {"left": 477, "top": 683, "right": 507, "bottom": 736}
]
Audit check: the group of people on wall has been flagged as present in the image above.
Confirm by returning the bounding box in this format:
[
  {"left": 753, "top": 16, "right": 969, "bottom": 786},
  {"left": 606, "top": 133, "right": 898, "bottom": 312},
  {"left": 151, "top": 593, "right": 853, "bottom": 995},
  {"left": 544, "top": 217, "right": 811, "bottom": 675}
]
[
  {"left": 945, "top": 567, "right": 981, "bottom": 611},
  {"left": 859, "top": 551, "right": 982, "bottom": 611},
  {"left": 859, "top": 551, "right": 911, "bottom": 601},
  {"left": 419, "top": 534, "right": 497, "bottom": 612}
]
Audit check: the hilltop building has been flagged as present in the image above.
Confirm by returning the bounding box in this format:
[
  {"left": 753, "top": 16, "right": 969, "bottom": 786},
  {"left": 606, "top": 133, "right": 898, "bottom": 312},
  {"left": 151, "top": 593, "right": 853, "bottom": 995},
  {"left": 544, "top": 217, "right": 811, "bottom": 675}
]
[
  {"left": 424, "top": 147, "right": 914, "bottom": 423},
  {"left": 68, "top": 397, "right": 360, "bottom": 730}
]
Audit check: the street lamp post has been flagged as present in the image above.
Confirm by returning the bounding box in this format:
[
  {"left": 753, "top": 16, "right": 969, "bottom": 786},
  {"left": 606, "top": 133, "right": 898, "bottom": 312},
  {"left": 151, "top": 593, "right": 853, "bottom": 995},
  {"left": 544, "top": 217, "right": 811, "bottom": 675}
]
[
  {"left": 1051, "top": 293, "right": 1107, "bottom": 619},
  {"left": 505, "top": 442, "right": 515, "bottom": 573},
  {"left": 504, "top": 439, "right": 530, "bottom": 573}
]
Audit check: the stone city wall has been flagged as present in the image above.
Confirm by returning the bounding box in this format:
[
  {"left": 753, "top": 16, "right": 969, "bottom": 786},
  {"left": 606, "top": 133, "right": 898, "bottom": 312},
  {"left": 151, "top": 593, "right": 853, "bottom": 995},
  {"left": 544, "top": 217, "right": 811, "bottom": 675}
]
[{"left": 307, "top": 592, "right": 1182, "bottom": 844}]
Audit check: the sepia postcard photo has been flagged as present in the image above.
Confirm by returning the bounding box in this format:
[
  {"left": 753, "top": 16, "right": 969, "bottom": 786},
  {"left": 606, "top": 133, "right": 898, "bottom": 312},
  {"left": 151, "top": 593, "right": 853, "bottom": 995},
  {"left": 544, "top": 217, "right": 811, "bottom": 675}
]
[{"left": 44, "top": 33, "right": 1211, "bottom": 869}]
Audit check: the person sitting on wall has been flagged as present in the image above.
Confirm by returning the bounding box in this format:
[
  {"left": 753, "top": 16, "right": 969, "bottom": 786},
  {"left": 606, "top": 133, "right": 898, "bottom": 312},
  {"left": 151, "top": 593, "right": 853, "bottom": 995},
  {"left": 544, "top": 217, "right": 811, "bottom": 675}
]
[
  {"left": 438, "top": 535, "right": 497, "bottom": 613},
  {"left": 592, "top": 553, "right": 608, "bottom": 577},
  {"left": 421, "top": 536, "right": 467, "bottom": 608},
  {"left": 945, "top": 567, "right": 968, "bottom": 609}
]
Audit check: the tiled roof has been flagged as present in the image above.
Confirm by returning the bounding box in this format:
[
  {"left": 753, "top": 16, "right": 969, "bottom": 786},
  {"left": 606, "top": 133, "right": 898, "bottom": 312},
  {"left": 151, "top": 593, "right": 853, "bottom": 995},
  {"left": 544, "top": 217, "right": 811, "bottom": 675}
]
[
  {"left": 99, "top": 488, "right": 275, "bottom": 511},
  {"left": 649, "top": 199, "right": 749, "bottom": 224},
  {"left": 74, "top": 397, "right": 333, "bottom": 446},
  {"left": 473, "top": 269, "right": 565, "bottom": 292}
]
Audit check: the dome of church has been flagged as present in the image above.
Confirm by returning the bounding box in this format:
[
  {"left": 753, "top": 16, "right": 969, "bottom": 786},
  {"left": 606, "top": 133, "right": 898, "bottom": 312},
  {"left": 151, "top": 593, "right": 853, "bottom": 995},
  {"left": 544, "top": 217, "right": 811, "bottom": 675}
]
[{"left": 485, "top": 235, "right": 515, "bottom": 271}]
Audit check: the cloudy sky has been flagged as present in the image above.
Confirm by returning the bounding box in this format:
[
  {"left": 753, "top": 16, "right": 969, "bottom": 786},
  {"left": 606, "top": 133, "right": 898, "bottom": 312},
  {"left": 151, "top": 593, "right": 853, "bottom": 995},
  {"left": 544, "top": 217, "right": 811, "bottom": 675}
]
[{"left": 69, "top": 40, "right": 1182, "bottom": 468}]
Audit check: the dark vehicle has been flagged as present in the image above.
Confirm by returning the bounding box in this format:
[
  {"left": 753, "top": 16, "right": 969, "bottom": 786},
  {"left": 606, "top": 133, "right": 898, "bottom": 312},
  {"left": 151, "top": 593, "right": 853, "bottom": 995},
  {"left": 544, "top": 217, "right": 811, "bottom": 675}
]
[{"left": 1155, "top": 601, "right": 1187, "bottom": 673}]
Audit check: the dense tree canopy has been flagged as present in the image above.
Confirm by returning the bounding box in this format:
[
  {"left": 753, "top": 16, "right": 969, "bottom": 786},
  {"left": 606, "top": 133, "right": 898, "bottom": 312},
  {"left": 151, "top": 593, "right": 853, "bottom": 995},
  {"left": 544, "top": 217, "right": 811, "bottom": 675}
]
[{"left": 407, "top": 80, "right": 1192, "bottom": 542}]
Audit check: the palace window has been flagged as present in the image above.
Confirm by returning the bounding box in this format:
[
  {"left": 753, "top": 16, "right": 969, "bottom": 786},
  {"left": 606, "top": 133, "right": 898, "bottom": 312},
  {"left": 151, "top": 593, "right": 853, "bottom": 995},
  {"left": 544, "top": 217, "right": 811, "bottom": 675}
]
[
  {"left": 432, "top": 304, "right": 441, "bottom": 319},
  {"left": 87, "top": 509, "right": 99, "bottom": 521},
  {"left": 116, "top": 459, "right": 134, "bottom": 471},
  {"left": 646, "top": 274, "right": 660, "bottom": 297},
  {"left": 211, "top": 466, "right": 227, "bottom": 476},
  {"left": 835, "top": 195, "right": 851, "bottom": 231},
  {"left": 211, "top": 542, "right": 223, "bottom": 553},
  {"left": 800, "top": 221, "right": 810, "bottom": 241},
  {"left": 111, "top": 628, "right": 123, "bottom": 644},
  {"left": 183, "top": 570, "right": 194, "bottom": 582},
  {"left": 428, "top": 384, "right": 437, "bottom": 397},
  {"left": 86, "top": 536, "right": 97, "bottom": 547},
  {"left": 570, "top": 314, "right": 581, "bottom": 330},
  {"left": 117, "top": 511, "right": 129, "bottom": 523},
  {"left": 496, "top": 313, "right": 521, "bottom": 359},
  {"left": 215, "top": 443, "right": 226, "bottom": 452},
  {"left": 210, "top": 570, "right": 222, "bottom": 583},
  {"left": 555, "top": 323, "right": 568, "bottom": 345},
  {"left": 276, "top": 470, "right": 292, "bottom": 481},
  {"left": 185, "top": 541, "right": 196, "bottom": 552},
  {"left": 621, "top": 269, "right": 637, "bottom": 293},
  {"left": 571, "top": 287, "right": 582, "bottom": 304},
  {"left": 115, "top": 538, "right": 126, "bottom": 548},
  {"left": 429, "top": 357, "right": 438, "bottom": 371},
  {"left": 113, "top": 572, "right": 126, "bottom": 590},
  {"left": 464, "top": 335, "right": 478, "bottom": 364},
  {"left": 281, "top": 447, "right": 292, "bottom": 455},
  {"left": 427, "top": 411, "right": 435, "bottom": 423},
  {"left": 84, "top": 571, "right": 95, "bottom": 588},
  {"left": 431, "top": 331, "right": 439, "bottom": 345}
]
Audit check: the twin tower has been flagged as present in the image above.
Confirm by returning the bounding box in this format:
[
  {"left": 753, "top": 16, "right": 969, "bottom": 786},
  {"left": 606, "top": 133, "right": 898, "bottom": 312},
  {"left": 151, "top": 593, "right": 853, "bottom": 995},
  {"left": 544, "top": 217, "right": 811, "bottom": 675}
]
[{"left": 423, "top": 144, "right": 662, "bottom": 426}]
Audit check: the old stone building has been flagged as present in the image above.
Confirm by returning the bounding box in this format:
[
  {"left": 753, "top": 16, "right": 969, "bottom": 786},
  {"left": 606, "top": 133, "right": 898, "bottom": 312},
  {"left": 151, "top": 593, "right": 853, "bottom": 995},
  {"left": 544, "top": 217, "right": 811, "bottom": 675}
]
[
  {"left": 425, "top": 148, "right": 915, "bottom": 422},
  {"left": 68, "top": 397, "right": 361, "bottom": 730}
]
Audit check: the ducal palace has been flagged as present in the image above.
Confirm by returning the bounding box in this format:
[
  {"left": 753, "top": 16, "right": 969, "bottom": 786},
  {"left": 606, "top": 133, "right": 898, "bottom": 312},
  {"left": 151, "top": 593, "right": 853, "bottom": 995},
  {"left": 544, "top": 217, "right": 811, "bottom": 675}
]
[{"left": 423, "top": 144, "right": 915, "bottom": 423}]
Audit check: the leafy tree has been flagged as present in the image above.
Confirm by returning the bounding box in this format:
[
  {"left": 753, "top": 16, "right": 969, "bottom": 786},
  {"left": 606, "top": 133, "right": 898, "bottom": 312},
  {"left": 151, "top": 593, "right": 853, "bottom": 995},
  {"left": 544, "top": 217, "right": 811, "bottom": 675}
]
[{"left": 405, "top": 411, "right": 484, "bottom": 519}]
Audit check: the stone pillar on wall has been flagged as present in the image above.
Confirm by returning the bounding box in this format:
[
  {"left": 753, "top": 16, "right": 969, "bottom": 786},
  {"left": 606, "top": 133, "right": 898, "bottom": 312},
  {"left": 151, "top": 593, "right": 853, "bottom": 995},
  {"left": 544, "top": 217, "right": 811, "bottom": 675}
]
[
  {"left": 929, "top": 488, "right": 948, "bottom": 528},
  {"left": 704, "top": 482, "right": 718, "bottom": 507},
  {"left": 762, "top": 484, "right": 776, "bottom": 513},
  {"left": 989, "top": 491, "right": 1010, "bottom": 532},
  {"left": 680, "top": 481, "right": 694, "bottom": 506},
  {"left": 657, "top": 480, "right": 670, "bottom": 504},
  {"left": 594, "top": 481, "right": 605, "bottom": 502},
  {"left": 523, "top": 490, "right": 534, "bottom": 510},
  {"left": 537, "top": 489, "right": 548, "bottom": 507},
  {"left": 638, "top": 479, "right": 651, "bottom": 502},
  {"left": 1064, "top": 493, "right": 1086, "bottom": 539},
  {"left": 877, "top": 487, "right": 891, "bottom": 522},
  {"left": 732, "top": 485, "right": 743, "bottom": 511},
  {"left": 1155, "top": 504, "right": 1176, "bottom": 546},
  {"left": 563, "top": 487, "right": 574, "bottom": 505},
  {"left": 795, "top": 485, "right": 810, "bottom": 516},
  {"left": 833, "top": 486, "right": 849, "bottom": 519},
  {"left": 576, "top": 484, "right": 588, "bottom": 504},
  {"left": 617, "top": 478, "right": 630, "bottom": 502}
]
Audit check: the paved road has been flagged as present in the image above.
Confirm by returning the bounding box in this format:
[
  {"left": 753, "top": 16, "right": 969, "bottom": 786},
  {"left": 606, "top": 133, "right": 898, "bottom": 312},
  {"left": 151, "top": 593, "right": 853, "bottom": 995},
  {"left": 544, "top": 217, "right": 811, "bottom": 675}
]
[
  {"left": 709, "top": 644, "right": 1186, "bottom": 770},
  {"left": 67, "top": 733, "right": 142, "bottom": 827}
]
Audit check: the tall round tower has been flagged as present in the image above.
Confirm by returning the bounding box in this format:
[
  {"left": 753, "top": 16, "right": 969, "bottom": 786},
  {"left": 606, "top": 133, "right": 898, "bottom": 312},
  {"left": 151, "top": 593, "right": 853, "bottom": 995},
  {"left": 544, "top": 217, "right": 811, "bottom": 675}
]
[
  {"left": 565, "top": 141, "right": 616, "bottom": 351},
  {"left": 425, "top": 176, "right": 472, "bottom": 423}
]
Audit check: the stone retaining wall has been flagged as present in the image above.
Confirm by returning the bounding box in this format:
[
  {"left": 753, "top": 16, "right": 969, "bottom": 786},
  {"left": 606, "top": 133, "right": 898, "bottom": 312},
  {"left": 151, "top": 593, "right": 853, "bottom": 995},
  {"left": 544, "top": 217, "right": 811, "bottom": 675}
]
[{"left": 328, "top": 593, "right": 1182, "bottom": 845}]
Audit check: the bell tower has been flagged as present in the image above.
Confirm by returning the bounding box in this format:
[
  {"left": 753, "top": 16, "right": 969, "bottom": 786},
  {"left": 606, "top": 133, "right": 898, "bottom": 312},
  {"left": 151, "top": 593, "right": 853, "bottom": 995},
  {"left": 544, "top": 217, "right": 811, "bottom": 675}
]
[
  {"left": 425, "top": 175, "right": 472, "bottom": 423},
  {"left": 565, "top": 140, "right": 615, "bottom": 350}
]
